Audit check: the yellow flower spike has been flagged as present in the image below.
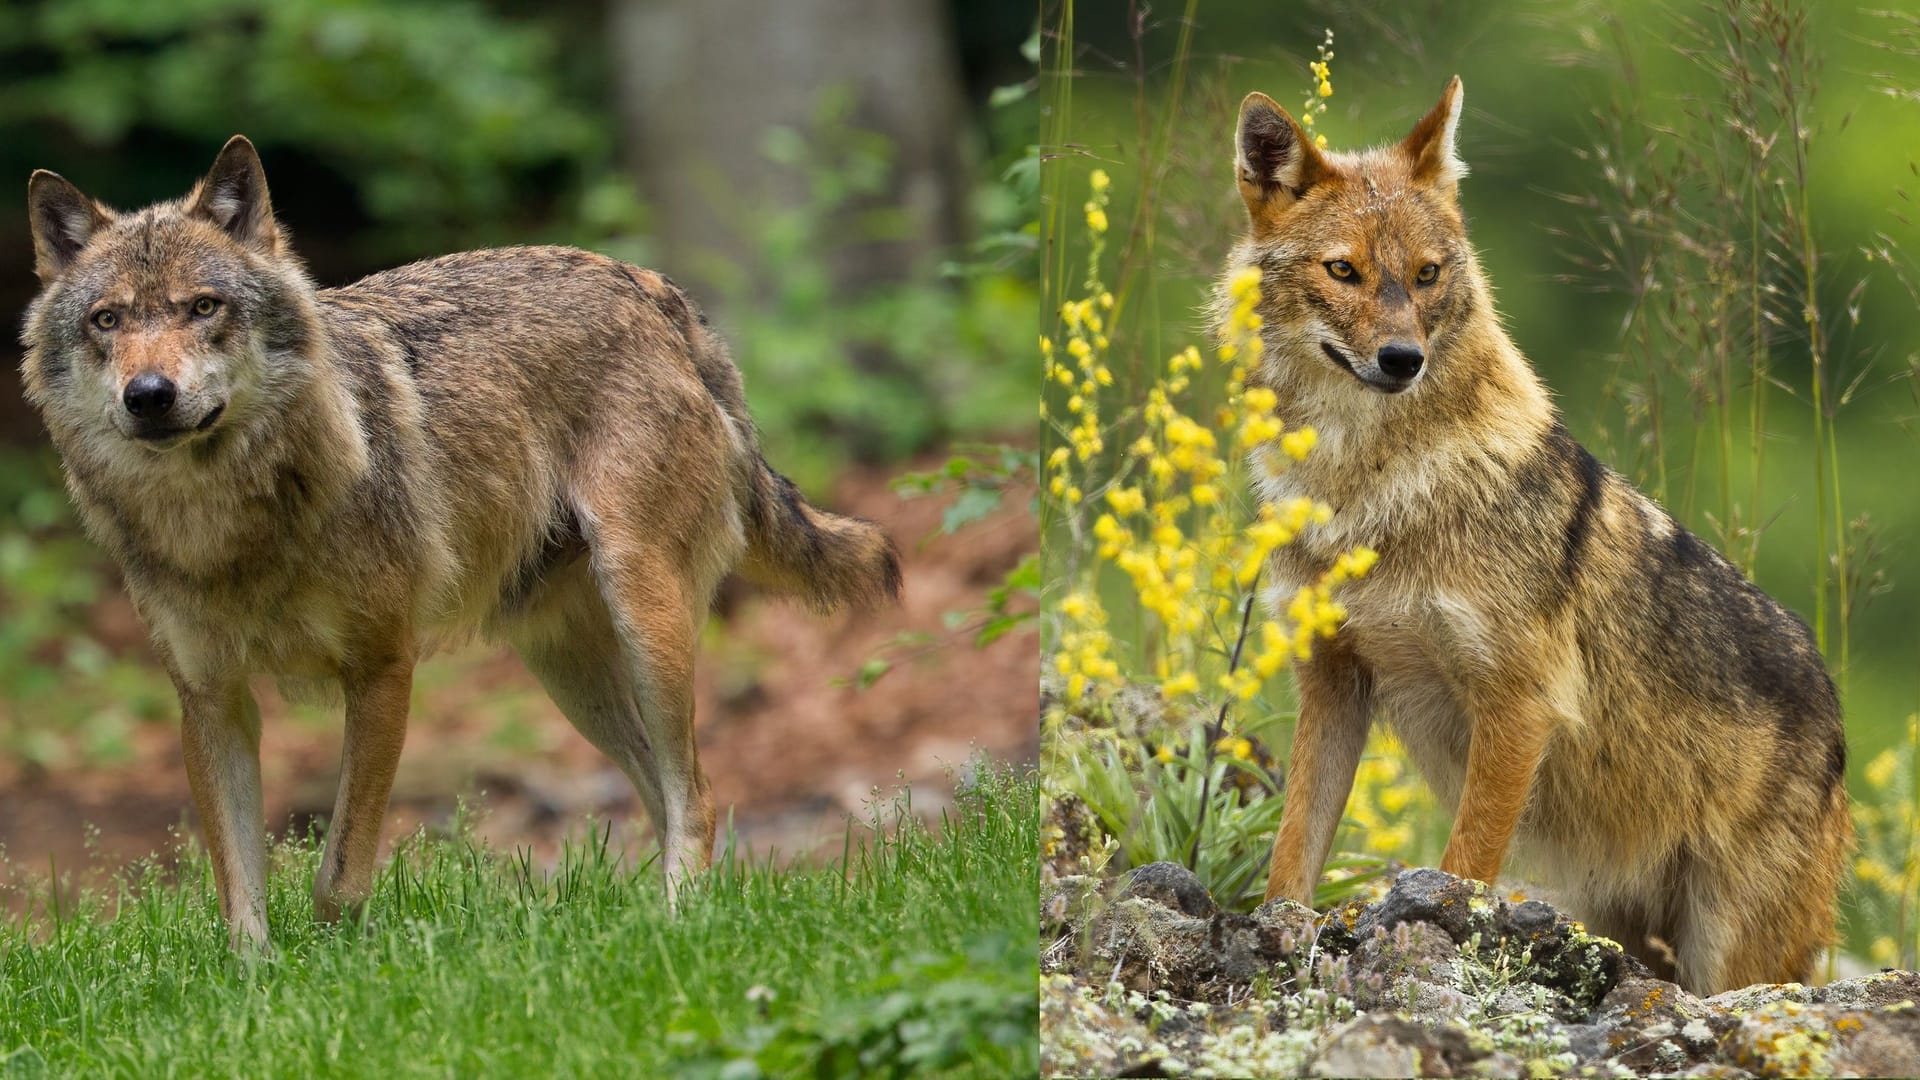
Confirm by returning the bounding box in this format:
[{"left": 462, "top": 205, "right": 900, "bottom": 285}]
[
  {"left": 1090, "top": 168, "right": 1111, "bottom": 193},
  {"left": 1162, "top": 671, "right": 1199, "bottom": 698},
  {"left": 1281, "top": 428, "right": 1317, "bottom": 461},
  {"left": 1086, "top": 207, "right": 1108, "bottom": 234},
  {"left": 1865, "top": 748, "right": 1899, "bottom": 790},
  {"left": 1153, "top": 744, "right": 1175, "bottom": 765},
  {"left": 1104, "top": 487, "right": 1146, "bottom": 517},
  {"left": 1315, "top": 134, "right": 1328, "bottom": 150}
]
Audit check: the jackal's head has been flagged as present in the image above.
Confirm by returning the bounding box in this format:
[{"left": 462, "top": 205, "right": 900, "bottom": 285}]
[
  {"left": 1220, "top": 77, "right": 1476, "bottom": 400},
  {"left": 22, "top": 136, "right": 316, "bottom": 452}
]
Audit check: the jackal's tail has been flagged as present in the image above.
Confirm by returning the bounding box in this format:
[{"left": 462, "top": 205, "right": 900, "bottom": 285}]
[{"left": 738, "top": 454, "right": 902, "bottom": 613}]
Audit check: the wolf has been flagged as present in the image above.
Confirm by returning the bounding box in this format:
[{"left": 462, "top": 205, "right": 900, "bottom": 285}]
[
  {"left": 1218, "top": 78, "right": 1851, "bottom": 993},
  {"left": 20, "top": 137, "right": 901, "bottom": 949}
]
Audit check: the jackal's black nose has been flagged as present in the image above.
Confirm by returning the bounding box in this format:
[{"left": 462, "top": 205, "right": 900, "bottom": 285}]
[
  {"left": 123, "top": 373, "right": 177, "bottom": 418},
  {"left": 1376, "top": 343, "right": 1425, "bottom": 380}
]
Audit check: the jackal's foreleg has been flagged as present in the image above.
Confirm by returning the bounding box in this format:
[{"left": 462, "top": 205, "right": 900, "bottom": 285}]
[
  {"left": 1438, "top": 675, "right": 1555, "bottom": 886},
  {"left": 1266, "top": 640, "right": 1373, "bottom": 904}
]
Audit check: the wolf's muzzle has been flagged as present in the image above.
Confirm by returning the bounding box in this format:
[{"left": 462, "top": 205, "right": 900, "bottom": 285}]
[{"left": 123, "top": 372, "right": 177, "bottom": 419}]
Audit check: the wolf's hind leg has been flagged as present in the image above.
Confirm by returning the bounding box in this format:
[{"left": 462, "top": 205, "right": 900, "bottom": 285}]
[
  {"left": 175, "top": 673, "right": 270, "bottom": 949},
  {"left": 510, "top": 557, "right": 712, "bottom": 900}
]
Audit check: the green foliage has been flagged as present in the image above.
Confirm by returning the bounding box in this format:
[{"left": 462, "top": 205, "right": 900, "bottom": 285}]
[
  {"left": 0, "top": 768, "right": 1040, "bottom": 1077},
  {"left": 0, "top": 0, "right": 613, "bottom": 256},
  {"left": 1047, "top": 715, "right": 1388, "bottom": 912},
  {"left": 0, "top": 453, "right": 172, "bottom": 769},
  {"left": 714, "top": 92, "right": 1038, "bottom": 491}
]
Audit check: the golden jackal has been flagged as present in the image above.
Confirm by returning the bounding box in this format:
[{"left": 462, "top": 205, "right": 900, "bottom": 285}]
[
  {"left": 21, "top": 137, "right": 900, "bottom": 948},
  {"left": 1220, "top": 78, "right": 1850, "bottom": 993}
]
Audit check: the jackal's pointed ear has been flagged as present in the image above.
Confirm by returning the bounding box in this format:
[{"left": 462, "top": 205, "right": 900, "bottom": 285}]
[
  {"left": 191, "top": 135, "right": 279, "bottom": 253},
  {"left": 1236, "top": 92, "right": 1328, "bottom": 224},
  {"left": 1400, "top": 75, "right": 1467, "bottom": 191},
  {"left": 27, "top": 170, "right": 110, "bottom": 284}
]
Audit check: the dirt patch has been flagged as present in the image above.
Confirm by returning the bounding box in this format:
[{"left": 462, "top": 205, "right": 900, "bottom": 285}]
[{"left": 0, "top": 457, "right": 1036, "bottom": 898}]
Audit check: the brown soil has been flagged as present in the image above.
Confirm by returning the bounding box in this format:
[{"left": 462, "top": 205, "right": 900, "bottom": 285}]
[{"left": 0, "top": 459, "right": 1037, "bottom": 898}]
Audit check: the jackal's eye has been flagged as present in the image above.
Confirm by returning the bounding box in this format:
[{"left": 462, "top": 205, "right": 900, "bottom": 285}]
[
  {"left": 191, "top": 297, "right": 221, "bottom": 318},
  {"left": 1325, "top": 260, "right": 1357, "bottom": 282},
  {"left": 1416, "top": 263, "right": 1441, "bottom": 285},
  {"left": 90, "top": 310, "right": 118, "bottom": 331}
]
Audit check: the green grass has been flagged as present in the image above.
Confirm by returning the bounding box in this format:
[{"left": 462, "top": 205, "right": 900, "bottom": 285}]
[{"left": 0, "top": 768, "right": 1039, "bottom": 1078}]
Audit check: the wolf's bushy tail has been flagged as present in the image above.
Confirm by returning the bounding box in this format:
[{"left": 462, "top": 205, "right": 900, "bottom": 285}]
[
  {"left": 738, "top": 455, "right": 902, "bottom": 613},
  {"left": 655, "top": 271, "right": 901, "bottom": 613}
]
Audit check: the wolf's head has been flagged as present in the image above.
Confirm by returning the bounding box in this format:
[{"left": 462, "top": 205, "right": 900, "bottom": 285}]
[
  {"left": 1220, "top": 77, "right": 1478, "bottom": 401},
  {"left": 22, "top": 136, "right": 317, "bottom": 453}
]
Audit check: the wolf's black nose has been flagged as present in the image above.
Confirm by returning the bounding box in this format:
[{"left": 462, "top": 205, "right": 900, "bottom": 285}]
[
  {"left": 1377, "top": 343, "right": 1424, "bottom": 379},
  {"left": 123, "top": 373, "right": 177, "bottom": 418}
]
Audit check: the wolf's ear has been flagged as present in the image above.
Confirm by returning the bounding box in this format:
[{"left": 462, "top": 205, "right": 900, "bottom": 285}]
[
  {"left": 27, "top": 171, "right": 110, "bottom": 284},
  {"left": 1236, "top": 92, "right": 1328, "bottom": 224},
  {"left": 191, "top": 135, "right": 279, "bottom": 253},
  {"left": 1400, "top": 75, "right": 1467, "bottom": 191}
]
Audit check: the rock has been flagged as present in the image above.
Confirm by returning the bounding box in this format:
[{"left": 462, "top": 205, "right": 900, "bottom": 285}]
[
  {"left": 1083, "top": 878, "right": 1315, "bottom": 1001},
  {"left": 1355, "top": 866, "right": 1643, "bottom": 1012},
  {"left": 1308, "top": 1014, "right": 1521, "bottom": 1078},
  {"left": 1588, "top": 975, "right": 1727, "bottom": 1073},
  {"left": 1356, "top": 867, "right": 1497, "bottom": 945},
  {"left": 1348, "top": 920, "right": 1467, "bottom": 1016},
  {"left": 1117, "top": 861, "right": 1216, "bottom": 918},
  {"left": 1041, "top": 861, "right": 1920, "bottom": 1078},
  {"left": 1039, "top": 972, "right": 1166, "bottom": 1078},
  {"left": 1707, "top": 968, "right": 1920, "bottom": 1014}
]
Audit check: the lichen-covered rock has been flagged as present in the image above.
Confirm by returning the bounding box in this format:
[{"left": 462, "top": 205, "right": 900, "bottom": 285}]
[
  {"left": 1078, "top": 868, "right": 1319, "bottom": 1002},
  {"left": 1307, "top": 1013, "right": 1523, "bottom": 1078},
  {"left": 1708, "top": 968, "right": 1920, "bottom": 1014},
  {"left": 1039, "top": 972, "right": 1164, "bottom": 1077},
  {"left": 1041, "top": 863, "right": 1920, "bottom": 1077},
  {"left": 1586, "top": 974, "right": 1729, "bottom": 1073}
]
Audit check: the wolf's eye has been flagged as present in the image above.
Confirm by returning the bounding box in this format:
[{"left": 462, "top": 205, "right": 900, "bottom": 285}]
[
  {"left": 91, "top": 310, "right": 117, "bottom": 331},
  {"left": 1416, "top": 263, "right": 1441, "bottom": 285},
  {"left": 1325, "top": 260, "right": 1358, "bottom": 282},
  {"left": 191, "top": 297, "right": 221, "bottom": 318}
]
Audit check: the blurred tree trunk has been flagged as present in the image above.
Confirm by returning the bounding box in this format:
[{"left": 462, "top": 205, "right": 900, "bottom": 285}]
[{"left": 609, "top": 0, "right": 969, "bottom": 458}]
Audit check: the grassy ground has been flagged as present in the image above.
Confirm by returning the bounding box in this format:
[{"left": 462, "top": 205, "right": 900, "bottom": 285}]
[{"left": 0, "top": 767, "right": 1038, "bottom": 1077}]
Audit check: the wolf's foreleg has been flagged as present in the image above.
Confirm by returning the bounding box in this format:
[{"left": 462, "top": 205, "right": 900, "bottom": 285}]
[
  {"left": 1266, "top": 640, "right": 1373, "bottom": 904},
  {"left": 313, "top": 650, "right": 413, "bottom": 924},
  {"left": 177, "top": 676, "right": 269, "bottom": 949}
]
